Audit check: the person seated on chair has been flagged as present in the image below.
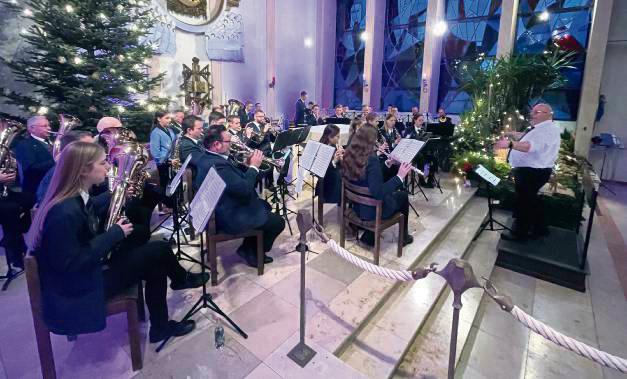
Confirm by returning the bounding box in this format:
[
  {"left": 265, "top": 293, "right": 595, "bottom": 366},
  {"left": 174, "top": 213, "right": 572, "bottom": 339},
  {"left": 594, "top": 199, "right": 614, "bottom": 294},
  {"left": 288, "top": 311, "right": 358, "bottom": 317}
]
[
  {"left": 315, "top": 124, "right": 343, "bottom": 205},
  {"left": 179, "top": 115, "right": 207, "bottom": 169},
  {"left": 0, "top": 171, "right": 30, "bottom": 270},
  {"left": 12, "top": 115, "right": 55, "bottom": 199},
  {"left": 347, "top": 118, "right": 364, "bottom": 147},
  {"left": 341, "top": 125, "right": 414, "bottom": 247},
  {"left": 403, "top": 114, "right": 435, "bottom": 187},
  {"left": 25, "top": 141, "right": 209, "bottom": 343},
  {"left": 195, "top": 125, "right": 285, "bottom": 268}
]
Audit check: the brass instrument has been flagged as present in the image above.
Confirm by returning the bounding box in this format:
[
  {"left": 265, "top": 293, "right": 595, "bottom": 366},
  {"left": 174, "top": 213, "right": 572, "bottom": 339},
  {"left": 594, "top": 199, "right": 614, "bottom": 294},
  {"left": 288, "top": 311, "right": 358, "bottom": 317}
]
[
  {"left": 230, "top": 136, "right": 284, "bottom": 171},
  {"left": 99, "top": 127, "right": 137, "bottom": 155},
  {"left": 105, "top": 143, "right": 150, "bottom": 229},
  {"left": 169, "top": 136, "right": 182, "bottom": 171},
  {"left": 226, "top": 99, "right": 244, "bottom": 117},
  {"left": 52, "top": 114, "right": 82, "bottom": 159},
  {"left": 0, "top": 119, "right": 25, "bottom": 197}
]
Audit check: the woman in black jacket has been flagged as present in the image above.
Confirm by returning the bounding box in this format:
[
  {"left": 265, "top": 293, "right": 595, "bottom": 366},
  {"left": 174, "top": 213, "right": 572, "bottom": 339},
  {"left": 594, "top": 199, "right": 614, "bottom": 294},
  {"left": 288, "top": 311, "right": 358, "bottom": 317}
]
[
  {"left": 26, "top": 141, "right": 208, "bottom": 343},
  {"left": 341, "top": 125, "right": 414, "bottom": 246},
  {"left": 315, "top": 124, "right": 343, "bottom": 205}
]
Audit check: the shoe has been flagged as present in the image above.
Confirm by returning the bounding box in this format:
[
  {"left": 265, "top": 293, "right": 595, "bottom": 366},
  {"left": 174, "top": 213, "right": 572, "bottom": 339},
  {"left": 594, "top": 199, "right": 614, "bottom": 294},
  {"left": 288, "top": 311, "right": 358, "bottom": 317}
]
[
  {"left": 500, "top": 231, "right": 527, "bottom": 242},
  {"left": 149, "top": 320, "right": 196, "bottom": 343},
  {"left": 170, "top": 272, "right": 210, "bottom": 290},
  {"left": 359, "top": 231, "right": 375, "bottom": 247},
  {"left": 402, "top": 234, "right": 414, "bottom": 246}
]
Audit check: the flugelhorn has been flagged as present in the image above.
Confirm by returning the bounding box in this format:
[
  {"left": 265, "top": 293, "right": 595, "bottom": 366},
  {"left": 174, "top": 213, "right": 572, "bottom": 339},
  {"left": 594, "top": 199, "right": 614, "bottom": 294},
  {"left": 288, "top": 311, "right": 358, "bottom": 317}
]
[{"left": 230, "top": 135, "right": 285, "bottom": 170}]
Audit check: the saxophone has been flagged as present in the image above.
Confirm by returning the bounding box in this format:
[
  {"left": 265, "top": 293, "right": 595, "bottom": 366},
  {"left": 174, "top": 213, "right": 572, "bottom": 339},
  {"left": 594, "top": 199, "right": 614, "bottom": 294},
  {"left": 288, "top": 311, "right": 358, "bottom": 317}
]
[
  {"left": 105, "top": 142, "right": 150, "bottom": 229},
  {"left": 0, "top": 119, "right": 25, "bottom": 197},
  {"left": 169, "top": 136, "right": 182, "bottom": 171}
]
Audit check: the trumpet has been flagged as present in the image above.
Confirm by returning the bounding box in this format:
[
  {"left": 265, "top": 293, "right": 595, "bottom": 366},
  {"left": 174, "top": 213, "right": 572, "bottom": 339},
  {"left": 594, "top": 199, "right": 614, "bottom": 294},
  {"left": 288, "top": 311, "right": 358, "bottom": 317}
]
[
  {"left": 375, "top": 142, "right": 424, "bottom": 176},
  {"left": 230, "top": 136, "right": 285, "bottom": 170}
]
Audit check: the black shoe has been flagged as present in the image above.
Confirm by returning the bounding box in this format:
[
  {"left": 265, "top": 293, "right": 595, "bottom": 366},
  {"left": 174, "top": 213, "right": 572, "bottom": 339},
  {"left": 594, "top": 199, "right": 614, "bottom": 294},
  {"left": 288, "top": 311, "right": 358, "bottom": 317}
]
[
  {"left": 149, "top": 320, "right": 196, "bottom": 343},
  {"left": 500, "top": 231, "right": 527, "bottom": 242},
  {"left": 359, "top": 231, "right": 375, "bottom": 247},
  {"left": 170, "top": 272, "right": 210, "bottom": 290},
  {"left": 402, "top": 234, "right": 414, "bottom": 246}
]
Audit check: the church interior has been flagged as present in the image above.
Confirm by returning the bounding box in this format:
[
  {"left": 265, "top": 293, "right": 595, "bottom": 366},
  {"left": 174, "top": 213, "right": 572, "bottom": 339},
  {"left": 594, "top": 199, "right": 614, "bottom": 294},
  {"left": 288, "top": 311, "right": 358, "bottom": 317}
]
[{"left": 1, "top": 0, "right": 627, "bottom": 378}]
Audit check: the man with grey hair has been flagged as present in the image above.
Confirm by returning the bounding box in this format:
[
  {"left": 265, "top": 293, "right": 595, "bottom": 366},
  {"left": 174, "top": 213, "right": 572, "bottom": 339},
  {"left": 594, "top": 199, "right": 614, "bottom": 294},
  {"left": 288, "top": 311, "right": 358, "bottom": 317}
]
[
  {"left": 13, "top": 115, "right": 55, "bottom": 196},
  {"left": 495, "top": 103, "right": 561, "bottom": 241}
]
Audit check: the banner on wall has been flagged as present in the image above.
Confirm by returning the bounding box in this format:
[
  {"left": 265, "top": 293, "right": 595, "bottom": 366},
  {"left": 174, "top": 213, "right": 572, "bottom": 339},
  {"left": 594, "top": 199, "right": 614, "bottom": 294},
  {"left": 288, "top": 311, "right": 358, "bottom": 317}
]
[{"left": 146, "top": 0, "right": 244, "bottom": 62}]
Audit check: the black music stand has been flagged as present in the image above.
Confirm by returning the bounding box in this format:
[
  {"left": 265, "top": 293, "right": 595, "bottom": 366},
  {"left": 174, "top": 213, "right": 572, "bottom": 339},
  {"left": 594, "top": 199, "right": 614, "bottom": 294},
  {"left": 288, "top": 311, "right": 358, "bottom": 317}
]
[
  {"left": 157, "top": 168, "right": 247, "bottom": 352},
  {"left": 417, "top": 137, "right": 444, "bottom": 194},
  {"left": 473, "top": 165, "right": 511, "bottom": 241}
]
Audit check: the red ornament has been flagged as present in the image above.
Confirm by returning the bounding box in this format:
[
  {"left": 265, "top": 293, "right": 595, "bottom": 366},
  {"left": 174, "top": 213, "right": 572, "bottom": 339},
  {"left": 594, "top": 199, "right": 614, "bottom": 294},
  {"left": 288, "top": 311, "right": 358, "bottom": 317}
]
[
  {"left": 553, "top": 33, "right": 584, "bottom": 53},
  {"left": 462, "top": 162, "right": 473, "bottom": 173}
]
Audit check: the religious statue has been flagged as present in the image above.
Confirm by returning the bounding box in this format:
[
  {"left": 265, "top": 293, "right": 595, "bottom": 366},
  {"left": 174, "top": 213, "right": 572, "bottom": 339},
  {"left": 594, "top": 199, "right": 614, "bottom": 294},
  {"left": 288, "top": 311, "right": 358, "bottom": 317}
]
[{"left": 181, "top": 57, "right": 213, "bottom": 108}]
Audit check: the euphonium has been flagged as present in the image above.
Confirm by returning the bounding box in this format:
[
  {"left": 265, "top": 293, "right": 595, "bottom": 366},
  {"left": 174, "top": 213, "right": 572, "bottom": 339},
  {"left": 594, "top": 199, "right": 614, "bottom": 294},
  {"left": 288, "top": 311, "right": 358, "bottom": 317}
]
[
  {"left": 53, "top": 114, "right": 81, "bottom": 159},
  {"left": 0, "top": 119, "right": 25, "bottom": 197},
  {"left": 227, "top": 99, "right": 244, "bottom": 117},
  {"left": 105, "top": 142, "right": 150, "bottom": 229}
]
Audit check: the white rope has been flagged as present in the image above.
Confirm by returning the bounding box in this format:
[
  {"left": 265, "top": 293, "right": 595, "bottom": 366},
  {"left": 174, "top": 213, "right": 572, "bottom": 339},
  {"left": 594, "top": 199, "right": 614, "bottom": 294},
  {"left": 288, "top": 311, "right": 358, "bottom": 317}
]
[
  {"left": 325, "top": 239, "right": 416, "bottom": 281},
  {"left": 510, "top": 306, "right": 627, "bottom": 373}
]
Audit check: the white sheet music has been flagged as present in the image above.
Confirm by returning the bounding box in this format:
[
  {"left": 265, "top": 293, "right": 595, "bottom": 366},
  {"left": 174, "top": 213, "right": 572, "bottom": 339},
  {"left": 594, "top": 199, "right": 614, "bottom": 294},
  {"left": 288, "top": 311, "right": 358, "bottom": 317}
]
[
  {"left": 300, "top": 141, "right": 319, "bottom": 172},
  {"left": 166, "top": 154, "right": 193, "bottom": 197},
  {"left": 189, "top": 167, "right": 226, "bottom": 231},
  {"left": 300, "top": 141, "right": 335, "bottom": 178},
  {"left": 390, "top": 138, "right": 425, "bottom": 163},
  {"left": 474, "top": 164, "right": 501, "bottom": 187}
]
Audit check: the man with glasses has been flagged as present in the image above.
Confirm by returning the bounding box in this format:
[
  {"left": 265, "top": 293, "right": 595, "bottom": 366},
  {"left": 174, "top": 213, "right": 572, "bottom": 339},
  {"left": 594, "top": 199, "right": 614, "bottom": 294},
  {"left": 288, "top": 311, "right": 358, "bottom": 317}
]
[
  {"left": 13, "top": 116, "right": 55, "bottom": 197},
  {"left": 495, "top": 103, "right": 561, "bottom": 241},
  {"left": 196, "top": 124, "right": 285, "bottom": 267}
]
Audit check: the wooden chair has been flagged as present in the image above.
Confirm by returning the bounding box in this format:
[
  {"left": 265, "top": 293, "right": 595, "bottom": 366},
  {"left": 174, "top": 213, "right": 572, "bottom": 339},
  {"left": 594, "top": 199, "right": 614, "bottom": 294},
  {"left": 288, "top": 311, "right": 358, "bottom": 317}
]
[
  {"left": 205, "top": 214, "right": 264, "bottom": 286},
  {"left": 339, "top": 180, "right": 404, "bottom": 265},
  {"left": 24, "top": 256, "right": 143, "bottom": 378}
]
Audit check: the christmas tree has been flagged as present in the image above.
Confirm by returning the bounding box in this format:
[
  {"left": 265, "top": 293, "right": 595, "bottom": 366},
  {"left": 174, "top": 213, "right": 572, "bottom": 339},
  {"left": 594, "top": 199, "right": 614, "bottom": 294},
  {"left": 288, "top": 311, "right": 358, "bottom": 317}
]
[{"left": 0, "top": 0, "right": 170, "bottom": 138}]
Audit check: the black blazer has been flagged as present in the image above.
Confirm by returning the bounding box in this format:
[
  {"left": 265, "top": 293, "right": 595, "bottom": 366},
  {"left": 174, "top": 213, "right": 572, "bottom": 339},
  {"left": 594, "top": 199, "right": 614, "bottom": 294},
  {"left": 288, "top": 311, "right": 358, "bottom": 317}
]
[
  {"left": 294, "top": 98, "right": 307, "bottom": 125},
  {"left": 179, "top": 136, "right": 205, "bottom": 168},
  {"left": 194, "top": 153, "right": 269, "bottom": 234},
  {"left": 350, "top": 155, "right": 403, "bottom": 221},
  {"left": 404, "top": 125, "right": 425, "bottom": 140},
  {"left": 13, "top": 135, "right": 55, "bottom": 195},
  {"left": 34, "top": 194, "right": 125, "bottom": 335}
]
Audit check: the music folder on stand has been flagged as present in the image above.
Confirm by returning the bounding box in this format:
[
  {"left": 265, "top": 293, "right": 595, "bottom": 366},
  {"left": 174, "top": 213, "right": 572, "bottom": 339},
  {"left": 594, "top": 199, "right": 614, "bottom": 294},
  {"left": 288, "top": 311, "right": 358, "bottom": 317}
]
[
  {"left": 156, "top": 167, "right": 247, "bottom": 352},
  {"left": 472, "top": 164, "right": 511, "bottom": 241}
]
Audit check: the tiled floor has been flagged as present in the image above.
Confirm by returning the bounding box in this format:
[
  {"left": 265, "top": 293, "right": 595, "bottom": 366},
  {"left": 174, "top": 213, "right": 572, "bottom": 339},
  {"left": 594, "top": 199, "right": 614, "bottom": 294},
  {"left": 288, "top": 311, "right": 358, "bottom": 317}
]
[{"left": 2, "top": 177, "right": 627, "bottom": 378}]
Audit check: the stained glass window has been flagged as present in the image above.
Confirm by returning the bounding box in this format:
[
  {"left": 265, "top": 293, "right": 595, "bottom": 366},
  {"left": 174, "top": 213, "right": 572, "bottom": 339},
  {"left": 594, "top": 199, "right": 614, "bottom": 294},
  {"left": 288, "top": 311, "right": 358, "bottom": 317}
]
[
  {"left": 380, "top": 0, "right": 428, "bottom": 112},
  {"left": 515, "top": 0, "right": 593, "bottom": 120},
  {"left": 437, "top": 0, "right": 502, "bottom": 115},
  {"left": 333, "top": 0, "right": 367, "bottom": 110}
]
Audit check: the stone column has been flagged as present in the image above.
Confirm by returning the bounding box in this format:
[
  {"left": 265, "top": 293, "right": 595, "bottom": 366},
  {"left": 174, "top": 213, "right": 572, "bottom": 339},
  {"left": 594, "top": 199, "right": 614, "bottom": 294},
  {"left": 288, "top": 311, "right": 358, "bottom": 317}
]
[
  {"left": 574, "top": 0, "right": 615, "bottom": 157},
  {"left": 362, "top": 0, "right": 386, "bottom": 109},
  {"left": 315, "top": 0, "right": 337, "bottom": 110},
  {"left": 496, "top": 0, "right": 520, "bottom": 58},
  {"left": 266, "top": 0, "right": 277, "bottom": 116},
  {"left": 420, "top": 0, "right": 445, "bottom": 114}
]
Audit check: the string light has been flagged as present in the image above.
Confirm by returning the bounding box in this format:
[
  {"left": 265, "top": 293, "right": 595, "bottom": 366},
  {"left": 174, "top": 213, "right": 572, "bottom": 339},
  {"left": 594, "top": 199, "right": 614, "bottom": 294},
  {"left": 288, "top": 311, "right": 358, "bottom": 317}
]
[
  {"left": 23, "top": 8, "right": 33, "bottom": 16},
  {"left": 117, "top": 105, "right": 125, "bottom": 113},
  {"left": 37, "top": 106, "right": 49, "bottom": 114},
  {"left": 73, "top": 57, "right": 82, "bottom": 64},
  {"left": 65, "top": 4, "right": 74, "bottom": 13}
]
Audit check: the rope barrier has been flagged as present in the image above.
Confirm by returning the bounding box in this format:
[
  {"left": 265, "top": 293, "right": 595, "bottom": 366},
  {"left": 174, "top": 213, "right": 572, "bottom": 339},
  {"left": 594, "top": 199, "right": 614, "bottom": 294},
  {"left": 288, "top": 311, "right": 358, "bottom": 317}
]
[
  {"left": 508, "top": 305, "right": 627, "bottom": 373},
  {"left": 307, "top": 216, "right": 627, "bottom": 374}
]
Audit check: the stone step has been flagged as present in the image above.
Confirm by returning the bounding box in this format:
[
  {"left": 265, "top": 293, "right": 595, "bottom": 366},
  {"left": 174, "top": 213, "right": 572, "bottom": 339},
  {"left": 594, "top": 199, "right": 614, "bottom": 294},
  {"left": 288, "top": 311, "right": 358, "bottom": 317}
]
[
  {"left": 391, "top": 231, "right": 500, "bottom": 379},
  {"left": 336, "top": 197, "right": 490, "bottom": 379},
  {"left": 306, "top": 186, "right": 478, "bottom": 356}
]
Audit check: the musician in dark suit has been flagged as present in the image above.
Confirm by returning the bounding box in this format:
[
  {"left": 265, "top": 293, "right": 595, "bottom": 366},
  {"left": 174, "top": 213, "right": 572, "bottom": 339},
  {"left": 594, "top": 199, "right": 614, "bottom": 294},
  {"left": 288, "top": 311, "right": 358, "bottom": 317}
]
[
  {"left": 403, "top": 113, "right": 426, "bottom": 140},
  {"left": 170, "top": 110, "right": 185, "bottom": 135},
  {"left": 378, "top": 114, "right": 402, "bottom": 180},
  {"left": 240, "top": 102, "right": 254, "bottom": 125},
  {"left": 179, "top": 115, "right": 205, "bottom": 165},
  {"left": 0, "top": 171, "right": 30, "bottom": 270},
  {"left": 307, "top": 104, "right": 325, "bottom": 126},
  {"left": 26, "top": 141, "right": 208, "bottom": 342},
  {"left": 404, "top": 114, "right": 434, "bottom": 187},
  {"left": 437, "top": 108, "right": 453, "bottom": 127},
  {"left": 196, "top": 125, "right": 285, "bottom": 267},
  {"left": 245, "top": 110, "right": 275, "bottom": 189},
  {"left": 13, "top": 116, "right": 55, "bottom": 196},
  {"left": 315, "top": 125, "right": 343, "bottom": 205},
  {"left": 341, "top": 125, "right": 413, "bottom": 246},
  {"left": 294, "top": 90, "right": 308, "bottom": 125}
]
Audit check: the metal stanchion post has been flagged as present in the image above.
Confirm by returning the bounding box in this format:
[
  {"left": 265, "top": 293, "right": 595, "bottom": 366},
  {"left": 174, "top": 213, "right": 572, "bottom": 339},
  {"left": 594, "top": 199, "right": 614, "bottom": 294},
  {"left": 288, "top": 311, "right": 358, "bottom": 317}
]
[{"left": 287, "top": 211, "right": 317, "bottom": 367}]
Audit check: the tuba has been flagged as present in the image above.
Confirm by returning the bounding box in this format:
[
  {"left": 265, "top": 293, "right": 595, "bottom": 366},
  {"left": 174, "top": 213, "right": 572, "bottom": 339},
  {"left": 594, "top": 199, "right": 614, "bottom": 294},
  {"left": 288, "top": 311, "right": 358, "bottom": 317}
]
[
  {"left": 226, "top": 99, "right": 244, "bottom": 117},
  {"left": 105, "top": 142, "right": 150, "bottom": 229},
  {"left": 98, "top": 127, "right": 137, "bottom": 155},
  {"left": 0, "top": 119, "right": 25, "bottom": 197},
  {"left": 53, "top": 114, "right": 82, "bottom": 159}
]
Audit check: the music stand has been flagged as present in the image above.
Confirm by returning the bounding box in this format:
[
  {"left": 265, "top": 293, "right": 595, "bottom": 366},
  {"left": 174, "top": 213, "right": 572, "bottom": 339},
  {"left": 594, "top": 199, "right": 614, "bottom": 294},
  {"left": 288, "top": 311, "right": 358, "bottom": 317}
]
[
  {"left": 417, "top": 137, "right": 444, "bottom": 194},
  {"left": 157, "top": 167, "right": 247, "bottom": 352},
  {"left": 472, "top": 164, "right": 511, "bottom": 241},
  {"left": 299, "top": 140, "right": 335, "bottom": 225}
]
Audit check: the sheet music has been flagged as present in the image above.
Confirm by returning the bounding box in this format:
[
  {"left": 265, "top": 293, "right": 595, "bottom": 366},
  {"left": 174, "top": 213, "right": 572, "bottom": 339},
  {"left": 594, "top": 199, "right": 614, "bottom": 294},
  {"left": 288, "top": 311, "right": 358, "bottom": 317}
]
[
  {"left": 166, "top": 154, "right": 193, "bottom": 197},
  {"left": 474, "top": 164, "right": 501, "bottom": 187},
  {"left": 310, "top": 143, "right": 335, "bottom": 178},
  {"left": 189, "top": 167, "right": 226, "bottom": 231},
  {"left": 300, "top": 141, "right": 320, "bottom": 171},
  {"left": 390, "top": 138, "right": 425, "bottom": 163}
]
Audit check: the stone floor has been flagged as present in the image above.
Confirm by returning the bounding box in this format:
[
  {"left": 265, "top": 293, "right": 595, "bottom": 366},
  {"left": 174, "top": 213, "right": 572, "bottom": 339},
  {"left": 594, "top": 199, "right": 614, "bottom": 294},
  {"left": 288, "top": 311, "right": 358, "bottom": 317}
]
[{"left": 1, "top": 178, "right": 627, "bottom": 378}]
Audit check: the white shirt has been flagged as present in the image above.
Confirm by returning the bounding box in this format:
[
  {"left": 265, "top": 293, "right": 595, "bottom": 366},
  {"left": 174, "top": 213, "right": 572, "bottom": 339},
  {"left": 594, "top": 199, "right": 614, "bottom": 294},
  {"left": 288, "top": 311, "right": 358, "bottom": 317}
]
[
  {"left": 508, "top": 120, "right": 560, "bottom": 169},
  {"left": 31, "top": 134, "right": 49, "bottom": 145},
  {"left": 79, "top": 189, "right": 89, "bottom": 205}
]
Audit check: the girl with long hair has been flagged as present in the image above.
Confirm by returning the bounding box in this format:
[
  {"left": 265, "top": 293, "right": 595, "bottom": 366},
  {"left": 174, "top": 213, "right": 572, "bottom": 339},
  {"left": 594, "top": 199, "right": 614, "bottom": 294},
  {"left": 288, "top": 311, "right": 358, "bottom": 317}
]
[
  {"left": 316, "top": 124, "right": 343, "bottom": 205},
  {"left": 27, "top": 141, "right": 208, "bottom": 343},
  {"left": 347, "top": 118, "right": 364, "bottom": 146},
  {"left": 341, "top": 125, "right": 414, "bottom": 246}
]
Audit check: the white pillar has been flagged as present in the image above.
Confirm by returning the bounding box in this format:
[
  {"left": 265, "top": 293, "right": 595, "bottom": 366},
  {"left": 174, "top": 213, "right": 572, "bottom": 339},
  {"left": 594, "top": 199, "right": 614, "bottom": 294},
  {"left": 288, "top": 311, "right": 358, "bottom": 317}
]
[
  {"left": 315, "top": 0, "right": 337, "bottom": 110},
  {"left": 574, "top": 0, "right": 615, "bottom": 157},
  {"left": 362, "top": 0, "right": 386, "bottom": 109},
  {"left": 420, "top": 0, "right": 445, "bottom": 114},
  {"left": 496, "top": 0, "right": 520, "bottom": 58}
]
